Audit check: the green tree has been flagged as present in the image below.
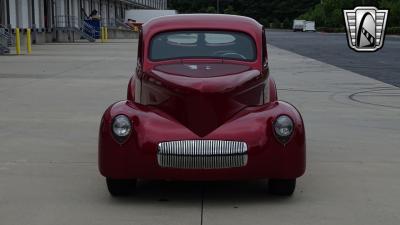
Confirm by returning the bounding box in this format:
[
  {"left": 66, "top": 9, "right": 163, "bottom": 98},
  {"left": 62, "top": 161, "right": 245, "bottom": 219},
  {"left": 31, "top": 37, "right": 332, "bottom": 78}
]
[
  {"left": 205, "top": 6, "right": 217, "bottom": 13},
  {"left": 283, "top": 18, "right": 291, "bottom": 28},
  {"left": 224, "top": 5, "right": 237, "bottom": 15},
  {"left": 169, "top": 0, "right": 321, "bottom": 26},
  {"left": 380, "top": 0, "right": 400, "bottom": 27},
  {"left": 168, "top": 0, "right": 400, "bottom": 29},
  {"left": 272, "top": 19, "right": 281, "bottom": 28},
  {"left": 259, "top": 18, "right": 269, "bottom": 27}
]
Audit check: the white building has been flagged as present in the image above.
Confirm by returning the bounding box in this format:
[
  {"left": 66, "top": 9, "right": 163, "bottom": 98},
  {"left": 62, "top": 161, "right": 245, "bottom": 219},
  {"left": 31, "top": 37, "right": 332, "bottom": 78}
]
[{"left": 0, "top": 0, "right": 168, "bottom": 43}]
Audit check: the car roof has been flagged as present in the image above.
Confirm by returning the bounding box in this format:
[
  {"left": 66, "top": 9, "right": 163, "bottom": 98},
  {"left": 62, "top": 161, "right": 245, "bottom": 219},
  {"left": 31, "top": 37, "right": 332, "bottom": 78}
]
[{"left": 142, "top": 14, "right": 263, "bottom": 39}]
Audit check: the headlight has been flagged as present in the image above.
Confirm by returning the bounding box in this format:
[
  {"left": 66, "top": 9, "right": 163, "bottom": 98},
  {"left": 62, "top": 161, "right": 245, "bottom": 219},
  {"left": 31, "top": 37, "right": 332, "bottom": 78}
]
[
  {"left": 273, "top": 115, "right": 294, "bottom": 144},
  {"left": 112, "top": 115, "right": 131, "bottom": 143}
]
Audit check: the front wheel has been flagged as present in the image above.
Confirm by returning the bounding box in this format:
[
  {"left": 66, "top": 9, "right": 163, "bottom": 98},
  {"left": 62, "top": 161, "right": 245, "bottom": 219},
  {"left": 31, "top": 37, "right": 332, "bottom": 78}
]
[
  {"left": 106, "top": 178, "right": 137, "bottom": 197},
  {"left": 268, "top": 179, "right": 296, "bottom": 196}
]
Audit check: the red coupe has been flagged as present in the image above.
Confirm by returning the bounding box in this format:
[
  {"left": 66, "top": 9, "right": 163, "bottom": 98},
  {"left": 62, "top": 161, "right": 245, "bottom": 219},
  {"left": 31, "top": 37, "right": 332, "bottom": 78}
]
[{"left": 98, "top": 14, "right": 306, "bottom": 196}]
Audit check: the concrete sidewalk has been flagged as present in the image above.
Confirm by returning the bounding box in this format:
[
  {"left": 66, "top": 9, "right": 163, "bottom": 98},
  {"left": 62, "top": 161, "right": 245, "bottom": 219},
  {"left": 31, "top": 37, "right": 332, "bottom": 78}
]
[{"left": 0, "top": 41, "right": 399, "bottom": 225}]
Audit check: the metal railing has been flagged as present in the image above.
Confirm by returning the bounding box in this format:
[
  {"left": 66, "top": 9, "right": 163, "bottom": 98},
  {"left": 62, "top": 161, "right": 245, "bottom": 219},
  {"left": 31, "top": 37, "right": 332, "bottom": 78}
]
[
  {"left": 0, "top": 33, "right": 9, "bottom": 52},
  {"left": 115, "top": 18, "right": 132, "bottom": 30},
  {"left": 55, "top": 15, "right": 97, "bottom": 42},
  {"left": 0, "top": 25, "right": 12, "bottom": 54},
  {"left": 81, "top": 20, "right": 97, "bottom": 40},
  {"left": 0, "top": 37, "right": 10, "bottom": 54},
  {"left": 0, "top": 25, "right": 14, "bottom": 46}
]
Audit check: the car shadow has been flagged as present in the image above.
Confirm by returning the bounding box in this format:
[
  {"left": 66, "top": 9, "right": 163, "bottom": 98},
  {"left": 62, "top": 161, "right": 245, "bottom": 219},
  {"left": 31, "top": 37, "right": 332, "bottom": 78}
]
[{"left": 108, "top": 180, "right": 299, "bottom": 205}]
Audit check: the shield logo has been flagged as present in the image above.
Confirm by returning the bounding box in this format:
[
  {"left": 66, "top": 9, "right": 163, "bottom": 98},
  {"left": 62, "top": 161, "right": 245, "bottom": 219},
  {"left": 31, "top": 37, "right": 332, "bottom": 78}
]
[{"left": 343, "top": 6, "right": 389, "bottom": 52}]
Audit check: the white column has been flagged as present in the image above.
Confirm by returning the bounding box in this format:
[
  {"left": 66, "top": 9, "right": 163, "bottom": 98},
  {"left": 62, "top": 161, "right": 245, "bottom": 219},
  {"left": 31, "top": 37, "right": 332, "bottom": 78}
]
[
  {"left": 56, "top": 0, "right": 66, "bottom": 27},
  {"left": 56, "top": 0, "right": 66, "bottom": 15},
  {"left": 72, "top": 0, "right": 79, "bottom": 27},
  {"left": 33, "top": 0, "right": 41, "bottom": 28},
  {"left": 109, "top": 0, "right": 115, "bottom": 26},
  {"left": 101, "top": 0, "right": 107, "bottom": 26},
  {"left": 9, "top": 0, "right": 17, "bottom": 28},
  {"left": 38, "top": 0, "right": 45, "bottom": 28},
  {"left": 84, "top": 0, "right": 89, "bottom": 16},
  {"left": 115, "top": 1, "right": 119, "bottom": 19},
  {"left": 0, "top": 0, "right": 5, "bottom": 24},
  {"left": 17, "top": 0, "right": 30, "bottom": 28},
  {"left": 94, "top": 0, "right": 99, "bottom": 12}
]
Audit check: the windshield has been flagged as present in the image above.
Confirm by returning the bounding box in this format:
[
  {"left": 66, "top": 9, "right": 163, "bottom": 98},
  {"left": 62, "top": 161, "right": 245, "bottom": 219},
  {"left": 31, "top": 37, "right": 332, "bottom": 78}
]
[{"left": 149, "top": 30, "right": 257, "bottom": 62}]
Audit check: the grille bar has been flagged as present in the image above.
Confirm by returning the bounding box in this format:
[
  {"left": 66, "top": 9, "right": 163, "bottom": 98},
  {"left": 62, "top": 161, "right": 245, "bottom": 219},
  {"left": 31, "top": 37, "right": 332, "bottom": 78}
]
[{"left": 157, "top": 140, "right": 248, "bottom": 169}]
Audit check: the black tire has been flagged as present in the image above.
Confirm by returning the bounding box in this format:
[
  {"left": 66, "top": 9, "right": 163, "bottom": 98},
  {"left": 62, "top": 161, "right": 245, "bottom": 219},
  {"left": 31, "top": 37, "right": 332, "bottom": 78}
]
[
  {"left": 268, "top": 179, "right": 296, "bottom": 196},
  {"left": 106, "top": 178, "right": 136, "bottom": 197}
]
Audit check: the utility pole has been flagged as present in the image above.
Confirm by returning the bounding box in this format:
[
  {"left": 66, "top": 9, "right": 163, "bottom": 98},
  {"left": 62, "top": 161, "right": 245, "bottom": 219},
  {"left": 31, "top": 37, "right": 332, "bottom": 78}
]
[{"left": 217, "top": 0, "right": 219, "bottom": 13}]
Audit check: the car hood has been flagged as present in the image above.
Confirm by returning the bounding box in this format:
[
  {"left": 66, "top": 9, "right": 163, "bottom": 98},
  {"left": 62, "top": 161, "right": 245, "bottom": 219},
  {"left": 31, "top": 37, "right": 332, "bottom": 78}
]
[{"left": 140, "top": 63, "right": 266, "bottom": 137}]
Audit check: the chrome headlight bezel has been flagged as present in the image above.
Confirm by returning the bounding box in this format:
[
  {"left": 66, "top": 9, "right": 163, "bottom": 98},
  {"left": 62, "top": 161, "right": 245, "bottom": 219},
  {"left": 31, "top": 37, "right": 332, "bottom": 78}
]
[
  {"left": 111, "top": 114, "right": 132, "bottom": 143},
  {"left": 273, "top": 115, "right": 294, "bottom": 144}
]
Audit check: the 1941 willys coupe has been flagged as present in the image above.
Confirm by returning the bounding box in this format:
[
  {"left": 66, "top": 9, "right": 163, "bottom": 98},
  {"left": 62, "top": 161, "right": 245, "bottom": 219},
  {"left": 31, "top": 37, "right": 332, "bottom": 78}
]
[{"left": 99, "top": 14, "right": 306, "bottom": 196}]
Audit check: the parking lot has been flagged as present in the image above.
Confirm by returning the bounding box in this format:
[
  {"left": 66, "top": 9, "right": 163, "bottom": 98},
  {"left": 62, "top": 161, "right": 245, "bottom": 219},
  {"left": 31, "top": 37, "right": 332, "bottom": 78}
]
[
  {"left": 267, "top": 30, "right": 400, "bottom": 87},
  {"left": 1, "top": 37, "right": 399, "bottom": 225}
]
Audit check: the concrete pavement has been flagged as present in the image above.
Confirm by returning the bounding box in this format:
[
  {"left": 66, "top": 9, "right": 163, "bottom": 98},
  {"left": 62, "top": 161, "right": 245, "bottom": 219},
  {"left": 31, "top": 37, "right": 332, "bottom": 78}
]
[{"left": 0, "top": 40, "right": 399, "bottom": 225}]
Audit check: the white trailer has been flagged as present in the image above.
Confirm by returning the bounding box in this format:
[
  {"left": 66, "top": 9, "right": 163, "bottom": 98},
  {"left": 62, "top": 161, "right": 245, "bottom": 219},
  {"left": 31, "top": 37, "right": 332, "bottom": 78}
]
[
  {"left": 303, "top": 21, "right": 316, "bottom": 32},
  {"left": 125, "top": 9, "right": 177, "bottom": 24},
  {"left": 292, "top": 19, "right": 305, "bottom": 31}
]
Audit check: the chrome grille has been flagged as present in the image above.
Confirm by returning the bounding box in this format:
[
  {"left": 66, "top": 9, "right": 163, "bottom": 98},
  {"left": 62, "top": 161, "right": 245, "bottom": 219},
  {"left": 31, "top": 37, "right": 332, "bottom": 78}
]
[{"left": 157, "top": 140, "right": 248, "bottom": 169}]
